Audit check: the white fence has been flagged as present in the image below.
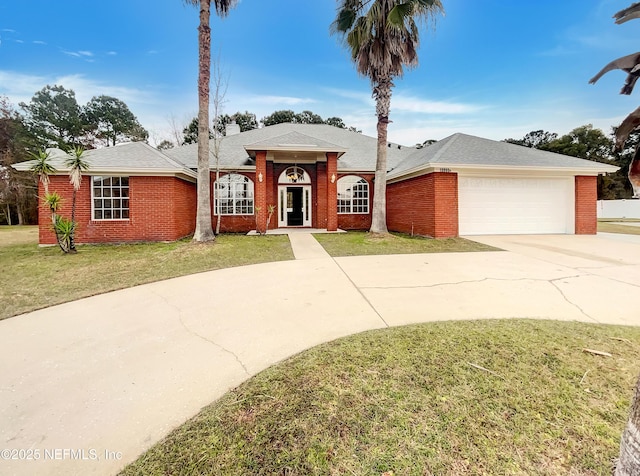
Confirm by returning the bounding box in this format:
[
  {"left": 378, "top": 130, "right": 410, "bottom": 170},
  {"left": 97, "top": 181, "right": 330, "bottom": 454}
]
[{"left": 597, "top": 199, "right": 640, "bottom": 219}]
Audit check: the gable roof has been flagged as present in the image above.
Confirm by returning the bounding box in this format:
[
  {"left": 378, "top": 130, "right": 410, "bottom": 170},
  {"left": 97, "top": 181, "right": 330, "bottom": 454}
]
[
  {"left": 244, "top": 130, "right": 348, "bottom": 154},
  {"left": 388, "top": 133, "right": 619, "bottom": 179},
  {"left": 164, "top": 123, "right": 413, "bottom": 171},
  {"left": 12, "top": 142, "right": 196, "bottom": 181}
]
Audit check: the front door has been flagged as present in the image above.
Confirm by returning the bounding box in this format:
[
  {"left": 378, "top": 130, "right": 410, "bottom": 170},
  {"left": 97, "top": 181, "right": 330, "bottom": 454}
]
[
  {"left": 278, "top": 185, "right": 312, "bottom": 227},
  {"left": 287, "top": 187, "right": 303, "bottom": 226}
]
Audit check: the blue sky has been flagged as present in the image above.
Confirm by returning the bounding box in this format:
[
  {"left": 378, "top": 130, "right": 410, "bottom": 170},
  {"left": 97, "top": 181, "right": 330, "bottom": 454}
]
[{"left": 2, "top": 0, "right": 640, "bottom": 146}]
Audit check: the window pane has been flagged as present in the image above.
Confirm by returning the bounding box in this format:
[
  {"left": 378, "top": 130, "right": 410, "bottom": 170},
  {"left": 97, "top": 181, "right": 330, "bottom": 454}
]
[
  {"left": 214, "top": 173, "right": 254, "bottom": 215},
  {"left": 92, "top": 176, "right": 130, "bottom": 220}
]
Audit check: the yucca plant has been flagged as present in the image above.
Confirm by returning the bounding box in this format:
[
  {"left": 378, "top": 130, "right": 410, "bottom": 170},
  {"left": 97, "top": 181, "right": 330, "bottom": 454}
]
[
  {"left": 29, "top": 149, "right": 56, "bottom": 195},
  {"left": 43, "top": 191, "right": 63, "bottom": 225},
  {"left": 52, "top": 215, "right": 75, "bottom": 254},
  {"left": 65, "top": 146, "right": 89, "bottom": 252}
]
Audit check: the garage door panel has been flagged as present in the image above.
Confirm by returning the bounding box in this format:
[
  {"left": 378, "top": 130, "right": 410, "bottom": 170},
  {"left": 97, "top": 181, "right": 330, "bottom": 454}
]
[{"left": 458, "top": 176, "right": 574, "bottom": 235}]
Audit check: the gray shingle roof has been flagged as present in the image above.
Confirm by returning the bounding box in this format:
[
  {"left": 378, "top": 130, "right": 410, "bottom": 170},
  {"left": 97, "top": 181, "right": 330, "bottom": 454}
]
[
  {"left": 164, "top": 123, "right": 413, "bottom": 171},
  {"left": 244, "top": 130, "right": 347, "bottom": 152},
  {"left": 12, "top": 142, "right": 196, "bottom": 179},
  {"left": 389, "top": 133, "right": 619, "bottom": 178}
]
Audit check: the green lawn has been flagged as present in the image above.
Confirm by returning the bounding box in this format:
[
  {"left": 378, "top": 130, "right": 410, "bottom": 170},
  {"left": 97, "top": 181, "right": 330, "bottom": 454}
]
[
  {"left": 314, "top": 231, "right": 500, "bottom": 257},
  {"left": 0, "top": 226, "right": 293, "bottom": 320},
  {"left": 120, "top": 319, "right": 639, "bottom": 476},
  {"left": 598, "top": 219, "right": 640, "bottom": 235}
]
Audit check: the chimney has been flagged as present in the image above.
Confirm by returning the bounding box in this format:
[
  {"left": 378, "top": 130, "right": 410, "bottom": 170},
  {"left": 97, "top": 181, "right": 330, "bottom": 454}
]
[{"left": 225, "top": 121, "right": 241, "bottom": 136}]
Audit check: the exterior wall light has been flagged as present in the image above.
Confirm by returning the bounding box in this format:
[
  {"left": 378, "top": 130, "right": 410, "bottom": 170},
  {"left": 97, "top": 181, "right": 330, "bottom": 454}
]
[
  {"left": 331, "top": 174, "right": 336, "bottom": 184},
  {"left": 258, "top": 172, "right": 263, "bottom": 182}
]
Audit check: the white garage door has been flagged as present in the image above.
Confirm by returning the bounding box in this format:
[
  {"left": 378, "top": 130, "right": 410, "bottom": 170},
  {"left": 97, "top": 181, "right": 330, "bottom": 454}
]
[{"left": 458, "top": 176, "right": 574, "bottom": 235}]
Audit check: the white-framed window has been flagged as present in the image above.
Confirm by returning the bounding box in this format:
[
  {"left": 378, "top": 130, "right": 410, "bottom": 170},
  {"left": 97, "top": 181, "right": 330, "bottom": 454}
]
[
  {"left": 337, "top": 175, "right": 369, "bottom": 214},
  {"left": 214, "top": 173, "right": 254, "bottom": 215},
  {"left": 92, "top": 176, "right": 130, "bottom": 220},
  {"left": 279, "top": 166, "right": 311, "bottom": 184}
]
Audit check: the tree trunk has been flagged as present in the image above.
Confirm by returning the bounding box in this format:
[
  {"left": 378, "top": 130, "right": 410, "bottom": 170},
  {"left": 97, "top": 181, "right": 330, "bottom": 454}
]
[
  {"left": 615, "top": 373, "right": 640, "bottom": 475},
  {"left": 369, "top": 79, "right": 392, "bottom": 234},
  {"left": 5, "top": 203, "right": 12, "bottom": 226},
  {"left": 215, "top": 167, "right": 221, "bottom": 235},
  {"left": 192, "top": 0, "right": 215, "bottom": 243},
  {"left": 17, "top": 201, "right": 23, "bottom": 225},
  {"left": 69, "top": 189, "right": 77, "bottom": 252}
]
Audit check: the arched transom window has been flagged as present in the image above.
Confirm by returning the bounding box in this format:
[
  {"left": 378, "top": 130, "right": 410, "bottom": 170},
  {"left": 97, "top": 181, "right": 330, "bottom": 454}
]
[
  {"left": 279, "top": 166, "right": 311, "bottom": 184},
  {"left": 337, "top": 175, "right": 369, "bottom": 214},
  {"left": 214, "top": 173, "right": 254, "bottom": 215}
]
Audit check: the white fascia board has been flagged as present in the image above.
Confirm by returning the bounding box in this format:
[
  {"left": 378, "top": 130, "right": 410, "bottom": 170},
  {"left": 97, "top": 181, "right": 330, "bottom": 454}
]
[
  {"left": 336, "top": 168, "right": 376, "bottom": 174},
  {"left": 209, "top": 165, "right": 256, "bottom": 172},
  {"left": 388, "top": 163, "right": 619, "bottom": 182}
]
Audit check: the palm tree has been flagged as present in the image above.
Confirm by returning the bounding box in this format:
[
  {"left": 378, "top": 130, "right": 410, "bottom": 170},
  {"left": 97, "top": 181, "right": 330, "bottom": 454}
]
[
  {"left": 615, "top": 373, "right": 640, "bottom": 475},
  {"left": 66, "top": 146, "right": 89, "bottom": 222},
  {"left": 65, "top": 146, "right": 89, "bottom": 252},
  {"left": 183, "top": 0, "right": 236, "bottom": 242},
  {"left": 29, "top": 149, "right": 56, "bottom": 195},
  {"left": 332, "top": 0, "right": 443, "bottom": 234}
]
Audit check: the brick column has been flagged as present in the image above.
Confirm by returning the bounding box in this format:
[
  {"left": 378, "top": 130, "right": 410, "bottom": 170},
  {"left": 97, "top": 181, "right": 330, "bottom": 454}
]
[
  {"left": 433, "top": 172, "right": 459, "bottom": 238},
  {"left": 316, "top": 162, "right": 327, "bottom": 228},
  {"left": 326, "top": 152, "right": 338, "bottom": 231},
  {"left": 255, "top": 151, "right": 267, "bottom": 233},
  {"left": 575, "top": 176, "right": 597, "bottom": 234}
]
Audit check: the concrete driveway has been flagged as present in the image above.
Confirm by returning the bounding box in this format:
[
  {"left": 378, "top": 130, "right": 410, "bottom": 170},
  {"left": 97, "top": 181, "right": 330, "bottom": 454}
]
[{"left": 1, "top": 233, "right": 639, "bottom": 475}]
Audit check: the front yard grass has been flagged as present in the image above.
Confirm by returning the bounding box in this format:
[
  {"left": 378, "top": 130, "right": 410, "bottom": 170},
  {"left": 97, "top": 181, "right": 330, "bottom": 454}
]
[
  {"left": 0, "top": 227, "right": 293, "bottom": 320},
  {"left": 120, "top": 319, "right": 640, "bottom": 476},
  {"left": 314, "top": 231, "right": 500, "bottom": 257},
  {"left": 598, "top": 218, "right": 640, "bottom": 235}
]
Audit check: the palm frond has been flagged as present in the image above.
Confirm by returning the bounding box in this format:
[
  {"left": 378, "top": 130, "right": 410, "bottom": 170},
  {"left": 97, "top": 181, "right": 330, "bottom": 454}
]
[
  {"left": 65, "top": 146, "right": 90, "bottom": 191},
  {"left": 182, "top": 0, "right": 237, "bottom": 16}
]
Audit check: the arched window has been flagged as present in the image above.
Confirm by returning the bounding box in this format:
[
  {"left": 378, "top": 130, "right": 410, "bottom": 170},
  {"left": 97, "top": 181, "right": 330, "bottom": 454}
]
[
  {"left": 337, "top": 176, "right": 369, "bottom": 214},
  {"left": 279, "top": 166, "right": 310, "bottom": 184},
  {"left": 214, "top": 173, "right": 254, "bottom": 215}
]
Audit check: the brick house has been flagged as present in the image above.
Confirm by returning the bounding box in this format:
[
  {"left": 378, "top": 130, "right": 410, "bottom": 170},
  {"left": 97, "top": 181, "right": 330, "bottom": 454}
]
[{"left": 13, "top": 123, "right": 617, "bottom": 245}]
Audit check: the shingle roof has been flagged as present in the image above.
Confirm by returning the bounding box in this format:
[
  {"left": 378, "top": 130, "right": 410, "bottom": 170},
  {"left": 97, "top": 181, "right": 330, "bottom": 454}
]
[
  {"left": 389, "top": 133, "right": 619, "bottom": 178},
  {"left": 12, "top": 142, "right": 196, "bottom": 179},
  {"left": 164, "top": 123, "right": 413, "bottom": 171},
  {"left": 244, "top": 130, "right": 348, "bottom": 153}
]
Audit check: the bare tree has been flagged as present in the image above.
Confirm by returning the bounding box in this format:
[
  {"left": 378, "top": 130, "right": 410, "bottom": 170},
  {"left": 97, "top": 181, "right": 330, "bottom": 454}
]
[{"left": 211, "top": 54, "right": 229, "bottom": 235}]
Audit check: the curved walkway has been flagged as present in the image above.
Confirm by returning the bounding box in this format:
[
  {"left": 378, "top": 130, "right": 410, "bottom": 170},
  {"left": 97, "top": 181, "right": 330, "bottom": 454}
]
[{"left": 1, "top": 233, "right": 639, "bottom": 475}]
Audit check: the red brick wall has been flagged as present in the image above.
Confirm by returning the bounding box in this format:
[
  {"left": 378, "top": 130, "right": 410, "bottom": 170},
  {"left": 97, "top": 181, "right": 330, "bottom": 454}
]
[
  {"left": 433, "top": 173, "right": 459, "bottom": 238},
  {"left": 255, "top": 151, "right": 267, "bottom": 233},
  {"left": 38, "top": 175, "right": 196, "bottom": 245},
  {"left": 316, "top": 162, "right": 328, "bottom": 229},
  {"left": 326, "top": 153, "right": 338, "bottom": 231},
  {"left": 575, "top": 175, "right": 598, "bottom": 235},
  {"left": 387, "top": 172, "right": 458, "bottom": 238}
]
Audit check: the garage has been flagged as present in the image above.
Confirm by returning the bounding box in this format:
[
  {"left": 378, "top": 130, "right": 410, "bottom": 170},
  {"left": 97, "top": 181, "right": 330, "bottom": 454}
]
[{"left": 458, "top": 175, "right": 575, "bottom": 235}]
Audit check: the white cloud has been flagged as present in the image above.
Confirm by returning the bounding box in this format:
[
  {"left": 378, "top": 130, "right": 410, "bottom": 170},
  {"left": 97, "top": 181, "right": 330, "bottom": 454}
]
[
  {"left": 324, "top": 87, "right": 480, "bottom": 115},
  {"left": 249, "top": 95, "right": 316, "bottom": 106},
  {"left": 107, "top": 51, "right": 117, "bottom": 56},
  {"left": 0, "top": 70, "right": 156, "bottom": 106},
  {"left": 393, "top": 95, "right": 482, "bottom": 114},
  {"left": 33, "top": 40, "right": 46, "bottom": 45},
  {"left": 1, "top": 29, "right": 16, "bottom": 33},
  {"left": 62, "top": 50, "right": 94, "bottom": 58}
]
